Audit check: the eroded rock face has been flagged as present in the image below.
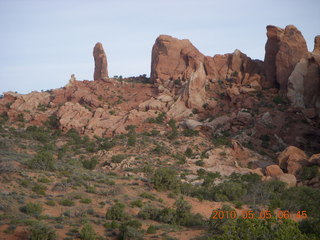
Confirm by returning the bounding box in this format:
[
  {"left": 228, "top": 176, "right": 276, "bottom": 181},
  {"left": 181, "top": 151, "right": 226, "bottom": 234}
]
[
  {"left": 93, "top": 42, "right": 108, "bottom": 81},
  {"left": 287, "top": 57, "right": 320, "bottom": 110},
  {"left": 264, "top": 25, "right": 309, "bottom": 90},
  {"left": 150, "top": 35, "right": 264, "bottom": 117},
  {"left": 150, "top": 35, "right": 205, "bottom": 82}
]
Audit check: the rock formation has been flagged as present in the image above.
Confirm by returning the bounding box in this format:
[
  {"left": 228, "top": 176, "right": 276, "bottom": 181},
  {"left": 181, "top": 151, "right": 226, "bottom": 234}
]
[
  {"left": 313, "top": 35, "right": 320, "bottom": 55},
  {"left": 264, "top": 25, "right": 309, "bottom": 90},
  {"left": 150, "top": 35, "right": 264, "bottom": 117},
  {"left": 93, "top": 42, "right": 108, "bottom": 81}
]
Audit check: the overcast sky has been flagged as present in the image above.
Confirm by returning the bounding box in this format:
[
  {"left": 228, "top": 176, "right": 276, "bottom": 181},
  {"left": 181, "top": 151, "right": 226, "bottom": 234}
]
[{"left": 1, "top": 0, "right": 319, "bottom": 94}]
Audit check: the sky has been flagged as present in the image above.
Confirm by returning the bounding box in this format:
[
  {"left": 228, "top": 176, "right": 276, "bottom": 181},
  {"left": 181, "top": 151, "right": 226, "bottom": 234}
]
[{"left": 0, "top": 0, "right": 319, "bottom": 94}]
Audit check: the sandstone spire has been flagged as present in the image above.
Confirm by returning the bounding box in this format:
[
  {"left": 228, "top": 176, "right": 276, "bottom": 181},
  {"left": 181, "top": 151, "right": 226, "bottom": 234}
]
[{"left": 93, "top": 42, "right": 108, "bottom": 81}]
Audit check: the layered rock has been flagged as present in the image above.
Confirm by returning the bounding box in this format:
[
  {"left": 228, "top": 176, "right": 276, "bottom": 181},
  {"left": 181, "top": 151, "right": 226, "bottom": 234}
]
[
  {"left": 264, "top": 25, "right": 309, "bottom": 90},
  {"left": 93, "top": 42, "right": 108, "bottom": 81}
]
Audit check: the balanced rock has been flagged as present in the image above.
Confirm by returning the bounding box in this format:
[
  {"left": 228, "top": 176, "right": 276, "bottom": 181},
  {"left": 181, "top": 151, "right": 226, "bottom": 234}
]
[
  {"left": 264, "top": 25, "right": 308, "bottom": 90},
  {"left": 93, "top": 42, "right": 108, "bottom": 81}
]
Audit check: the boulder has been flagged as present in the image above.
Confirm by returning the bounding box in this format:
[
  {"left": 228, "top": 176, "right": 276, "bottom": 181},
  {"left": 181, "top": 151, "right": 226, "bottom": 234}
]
[
  {"left": 184, "top": 119, "right": 202, "bottom": 130},
  {"left": 57, "top": 102, "right": 92, "bottom": 133},
  {"left": 276, "top": 173, "right": 297, "bottom": 187},
  {"left": 265, "top": 165, "right": 283, "bottom": 177},
  {"left": 236, "top": 111, "right": 252, "bottom": 125},
  {"left": 264, "top": 25, "right": 309, "bottom": 90},
  {"left": 93, "top": 42, "right": 108, "bottom": 81},
  {"left": 277, "top": 146, "right": 308, "bottom": 175},
  {"left": 309, "top": 153, "right": 320, "bottom": 166}
]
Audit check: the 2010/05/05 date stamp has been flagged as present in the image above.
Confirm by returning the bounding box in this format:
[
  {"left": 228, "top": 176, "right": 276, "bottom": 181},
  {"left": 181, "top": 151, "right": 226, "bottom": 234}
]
[{"left": 211, "top": 210, "right": 308, "bottom": 220}]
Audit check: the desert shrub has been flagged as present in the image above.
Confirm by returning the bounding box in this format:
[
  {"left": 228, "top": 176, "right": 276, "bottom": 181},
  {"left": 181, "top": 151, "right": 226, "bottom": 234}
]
[
  {"left": 184, "top": 148, "right": 193, "bottom": 158},
  {"left": 26, "top": 126, "right": 51, "bottom": 142},
  {"left": 46, "top": 200, "right": 56, "bottom": 206},
  {"left": 32, "top": 184, "right": 47, "bottom": 195},
  {"left": 167, "top": 119, "right": 178, "bottom": 140},
  {"left": 20, "top": 202, "right": 43, "bottom": 216},
  {"left": 212, "top": 135, "right": 231, "bottom": 147},
  {"left": 80, "top": 198, "right": 92, "bottom": 204},
  {"left": 28, "top": 150, "right": 55, "bottom": 171},
  {"left": 106, "top": 202, "right": 127, "bottom": 221},
  {"left": 111, "top": 154, "right": 127, "bottom": 163},
  {"left": 146, "top": 112, "right": 166, "bottom": 124},
  {"left": 140, "top": 192, "right": 157, "bottom": 201},
  {"left": 182, "top": 129, "right": 198, "bottom": 137},
  {"left": 82, "top": 156, "right": 99, "bottom": 170},
  {"left": 212, "top": 217, "right": 309, "bottom": 240},
  {"left": 271, "top": 186, "right": 320, "bottom": 218},
  {"left": 28, "top": 221, "right": 57, "bottom": 240},
  {"left": 130, "top": 199, "right": 143, "bottom": 208},
  {"left": 17, "top": 113, "right": 25, "bottom": 122},
  {"left": 299, "top": 166, "right": 319, "bottom": 181},
  {"left": 38, "top": 177, "right": 50, "bottom": 183},
  {"left": 118, "top": 223, "right": 143, "bottom": 240},
  {"left": 79, "top": 224, "right": 97, "bottom": 240},
  {"left": 99, "top": 138, "right": 116, "bottom": 150},
  {"left": 195, "top": 160, "right": 204, "bottom": 166},
  {"left": 172, "top": 153, "right": 186, "bottom": 164},
  {"left": 60, "top": 199, "right": 75, "bottom": 207},
  {"left": 273, "top": 95, "right": 286, "bottom": 104},
  {"left": 152, "top": 144, "right": 170, "bottom": 155},
  {"left": 126, "top": 125, "right": 136, "bottom": 147},
  {"left": 45, "top": 114, "right": 59, "bottom": 129},
  {"left": 151, "top": 168, "right": 180, "bottom": 191},
  {"left": 146, "top": 225, "right": 157, "bottom": 234}
]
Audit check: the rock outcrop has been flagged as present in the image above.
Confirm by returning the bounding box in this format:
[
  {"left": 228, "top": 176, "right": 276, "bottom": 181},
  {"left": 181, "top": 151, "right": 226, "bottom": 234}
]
[
  {"left": 150, "top": 35, "right": 264, "bottom": 118},
  {"left": 277, "top": 146, "right": 308, "bottom": 175},
  {"left": 264, "top": 25, "right": 309, "bottom": 90},
  {"left": 93, "top": 42, "right": 108, "bottom": 81},
  {"left": 313, "top": 35, "right": 320, "bottom": 55},
  {"left": 287, "top": 56, "right": 320, "bottom": 110}
]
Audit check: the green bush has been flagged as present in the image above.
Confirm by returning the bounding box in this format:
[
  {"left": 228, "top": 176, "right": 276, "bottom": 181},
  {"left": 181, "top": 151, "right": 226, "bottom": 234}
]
[
  {"left": 20, "top": 202, "right": 43, "bottom": 216},
  {"left": 106, "top": 202, "right": 127, "bottom": 221},
  {"left": 185, "top": 148, "right": 193, "bottom": 158},
  {"left": 111, "top": 154, "right": 127, "bottom": 163},
  {"left": 32, "top": 184, "right": 47, "bottom": 195},
  {"left": 60, "top": 199, "right": 75, "bottom": 207},
  {"left": 182, "top": 129, "right": 198, "bottom": 137},
  {"left": 82, "top": 156, "right": 99, "bottom": 170},
  {"left": 146, "top": 112, "right": 166, "bottom": 124},
  {"left": 28, "top": 150, "right": 55, "bottom": 171},
  {"left": 299, "top": 166, "right": 319, "bottom": 181},
  {"left": 130, "top": 199, "right": 143, "bottom": 208},
  {"left": 146, "top": 225, "right": 157, "bottom": 234},
  {"left": 28, "top": 221, "right": 57, "bottom": 240},
  {"left": 79, "top": 224, "right": 97, "bottom": 240},
  {"left": 140, "top": 192, "right": 157, "bottom": 201},
  {"left": 80, "top": 198, "right": 92, "bottom": 204},
  {"left": 212, "top": 218, "right": 309, "bottom": 240},
  {"left": 151, "top": 168, "right": 180, "bottom": 191}
]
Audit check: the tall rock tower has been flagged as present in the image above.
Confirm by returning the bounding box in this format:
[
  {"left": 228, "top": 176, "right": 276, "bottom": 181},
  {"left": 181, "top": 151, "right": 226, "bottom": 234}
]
[{"left": 93, "top": 42, "right": 108, "bottom": 81}]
